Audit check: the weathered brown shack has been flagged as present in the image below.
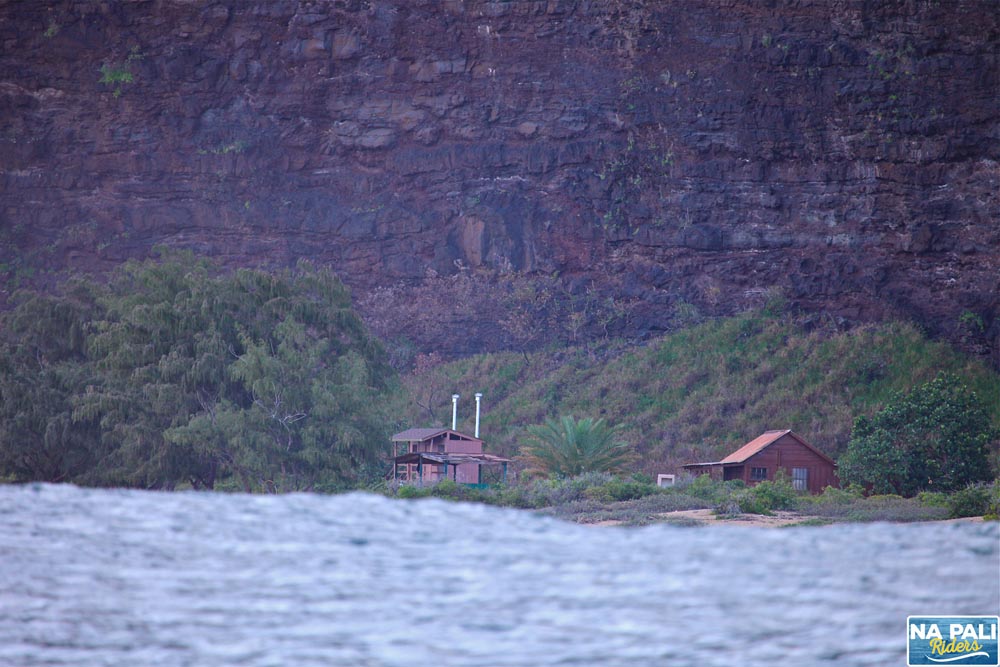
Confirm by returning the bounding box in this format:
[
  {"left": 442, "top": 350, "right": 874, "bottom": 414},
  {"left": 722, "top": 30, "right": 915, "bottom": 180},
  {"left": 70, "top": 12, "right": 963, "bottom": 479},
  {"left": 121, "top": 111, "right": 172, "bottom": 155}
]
[
  {"left": 391, "top": 428, "right": 509, "bottom": 486},
  {"left": 682, "top": 430, "right": 838, "bottom": 494}
]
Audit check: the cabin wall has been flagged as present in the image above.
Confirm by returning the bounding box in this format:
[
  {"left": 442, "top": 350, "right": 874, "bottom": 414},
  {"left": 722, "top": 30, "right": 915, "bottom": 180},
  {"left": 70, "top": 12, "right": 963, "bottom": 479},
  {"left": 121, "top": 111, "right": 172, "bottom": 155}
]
[
  {"left": 445, "top": 438, "right": 484, "bottom": 455},
  {"left": 399, "top": 462, "right": 447, "bottom": 483},
  {"left": 398, "top": 462, "right": 480, "bottom": 484},
  {"left": 441, "top": 435, "right": 483, "bottom": 481},
  {"left": 743, "top": 435, "right": 838, "bottom": 493},
  {"left": 684, "top": 464, "right": 722, "bottom": 481},
  {"left": 456, "top": 463, "right": 479, "bottom": 484}
]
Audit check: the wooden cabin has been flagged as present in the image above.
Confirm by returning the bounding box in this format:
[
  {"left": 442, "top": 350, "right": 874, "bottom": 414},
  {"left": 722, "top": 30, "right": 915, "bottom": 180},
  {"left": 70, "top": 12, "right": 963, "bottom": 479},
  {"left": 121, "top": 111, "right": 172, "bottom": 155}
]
[
  {"left": 682, "top": 430, "right": 838, "bottom": 494},
  {"left": 391, "top": 428, "right": 509, "bottom": 486}
]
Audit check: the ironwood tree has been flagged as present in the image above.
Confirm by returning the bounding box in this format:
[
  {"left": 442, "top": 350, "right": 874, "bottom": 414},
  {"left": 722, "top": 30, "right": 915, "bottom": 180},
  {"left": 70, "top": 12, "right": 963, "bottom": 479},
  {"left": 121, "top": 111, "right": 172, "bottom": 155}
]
[
  {"left": 0, "top": 251, "right": 396, "bottom": 491},
  {"left": 0, "top": 282, "right": 102, "bottom": 482}
]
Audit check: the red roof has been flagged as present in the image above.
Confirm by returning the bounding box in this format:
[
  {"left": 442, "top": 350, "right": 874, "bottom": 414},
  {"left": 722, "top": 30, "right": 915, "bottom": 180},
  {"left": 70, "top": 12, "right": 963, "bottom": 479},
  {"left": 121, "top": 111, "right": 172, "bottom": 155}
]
[
  {"left": 720, "top": 429, "right": 836, "bottom": 465},
  {"left": 684, "top": 430, "right": 836, "bottom": 467},
  {"left": 720, "top": 430, "right": 791, "bottom": 463}
]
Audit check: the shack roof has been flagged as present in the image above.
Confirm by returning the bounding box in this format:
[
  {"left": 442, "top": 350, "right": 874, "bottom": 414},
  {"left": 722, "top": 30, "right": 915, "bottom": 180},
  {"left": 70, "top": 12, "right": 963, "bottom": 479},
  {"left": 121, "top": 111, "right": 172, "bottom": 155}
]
[
  {"left": 392, "top": 427, "right": 447, "bottom": 442},
  {"left": 392, "top": 452, "right": 511, "bottom": 465},
  {"left": 391, "top": 428, "right": 481, "bottom": 443}
]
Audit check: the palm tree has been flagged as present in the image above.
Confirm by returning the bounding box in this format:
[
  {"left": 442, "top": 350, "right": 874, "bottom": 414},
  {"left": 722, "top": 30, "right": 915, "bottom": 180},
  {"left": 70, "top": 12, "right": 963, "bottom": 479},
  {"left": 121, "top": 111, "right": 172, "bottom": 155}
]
[{"left": 520, "top": 415, "right": 633, "bottom": 477}]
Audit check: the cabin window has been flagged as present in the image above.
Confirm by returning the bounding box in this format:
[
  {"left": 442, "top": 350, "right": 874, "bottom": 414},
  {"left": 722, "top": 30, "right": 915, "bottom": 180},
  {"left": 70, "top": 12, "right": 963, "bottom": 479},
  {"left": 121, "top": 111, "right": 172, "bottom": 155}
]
[
  {"left": 750, "top": 467, "right": 767, "bottom": 481},
  {"left": 792, "top": 467, "right": 808, "bottom": 491}
]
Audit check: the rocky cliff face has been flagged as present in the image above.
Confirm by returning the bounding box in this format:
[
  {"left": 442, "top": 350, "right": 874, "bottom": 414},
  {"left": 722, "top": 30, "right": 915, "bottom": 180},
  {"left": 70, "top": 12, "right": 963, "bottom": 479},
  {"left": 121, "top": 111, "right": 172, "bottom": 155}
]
[{"left": 2, "top": 1, "right": 998, "bottom": 362}]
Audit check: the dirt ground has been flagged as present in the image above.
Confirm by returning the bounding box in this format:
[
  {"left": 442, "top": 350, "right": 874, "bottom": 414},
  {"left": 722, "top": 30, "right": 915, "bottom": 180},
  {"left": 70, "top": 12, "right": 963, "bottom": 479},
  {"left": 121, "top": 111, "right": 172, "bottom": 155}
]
[
  {"left": 591, "top": 509, "right": 989, "bottom": 528},
  {"left": 589, "top": 509, "right": 814, "bottom": 527}
]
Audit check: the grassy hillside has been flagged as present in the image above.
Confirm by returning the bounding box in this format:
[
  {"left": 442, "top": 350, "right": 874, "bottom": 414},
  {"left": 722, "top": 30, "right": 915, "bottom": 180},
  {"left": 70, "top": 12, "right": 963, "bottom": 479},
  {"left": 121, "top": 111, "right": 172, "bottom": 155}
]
[{"left": 396, "top": 311, "right": 1000, "bottom": 478}]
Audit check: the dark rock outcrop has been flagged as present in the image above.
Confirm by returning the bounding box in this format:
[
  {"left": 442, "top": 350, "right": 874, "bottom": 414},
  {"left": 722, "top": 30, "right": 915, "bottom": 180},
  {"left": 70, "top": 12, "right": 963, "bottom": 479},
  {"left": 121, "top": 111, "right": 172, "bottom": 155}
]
[{"left": 1, "top": 1, "right": 997, "bottom": 361}]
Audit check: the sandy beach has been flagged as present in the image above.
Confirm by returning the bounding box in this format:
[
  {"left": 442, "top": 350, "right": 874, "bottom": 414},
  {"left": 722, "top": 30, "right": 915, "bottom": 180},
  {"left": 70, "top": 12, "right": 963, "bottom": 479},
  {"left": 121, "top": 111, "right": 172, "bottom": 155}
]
[{"left": 592, "top": 509, "right": 990, "bottom": 528}]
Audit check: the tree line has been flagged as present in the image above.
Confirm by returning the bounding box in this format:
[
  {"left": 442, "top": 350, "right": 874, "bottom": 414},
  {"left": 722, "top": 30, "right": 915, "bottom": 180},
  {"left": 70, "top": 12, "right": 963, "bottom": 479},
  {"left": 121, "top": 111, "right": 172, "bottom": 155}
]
[{"left": 0, "top": 251, "right": 396, "bottom": 492}]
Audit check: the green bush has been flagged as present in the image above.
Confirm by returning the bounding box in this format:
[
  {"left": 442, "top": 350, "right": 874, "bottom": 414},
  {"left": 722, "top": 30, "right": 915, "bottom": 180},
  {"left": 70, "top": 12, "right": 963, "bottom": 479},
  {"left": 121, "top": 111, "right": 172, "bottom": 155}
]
[
  {"left": 630, "top": 472, "right": 655, "bottom": 485},
  {"left": 431, "top": 479, "right": 461, "bottom": 498},
  {"left": 490, "top": 484, "right": 540, "bottom": 509},
  {"left": 582, "top": 485, "right": 612, "bottom": 502},
  {"left": 868, "top": 493, "right": 903, "bottom": 501},
  {"left": 947, "top": 483, "right": 997, "bottom": 518},
  {"left": 544, "top": 492, "right": 712, "bottom": 525},
  {"left": 806, "top": 494, "right": 949, "bottom": 522},
  {"left": 517, "top": 477, "right": 577, "bottom": 507},
  {"left": 610, "top": 479, "right": 660, "bottom": 501},
  {"left": 800, "top": 485, "right": 863, "bottom": 507},
  {"left": 723, "top": 473, "right": 798, "bottom": 515},
  {"left": 510, "top": 472, "right": 661, "bottom": 506},
  {"left": 839, "top": 373, "right": 997, "bottom": 496},
  {"left": 684, "top": 474, "right": 726, "bottom": 502},
  {"left": 729, "top": 489, "right": 770, "bottom": 515},
  {"left": 490, "top": 475, "right": 606, "bottom": 509},
  {"left": 752, "top": 475, "right": 798, "bottom": 509},
  {"left": 397, "top": 484, "right": 431, "bottom": 499},
  {"left": 557, "top": 472, "right": 613, "bottom": 503},
  {"left": 916, "top": 491, "right": 949, "bottom": 508},
  {"left": 988, "top": 480, "right": 1000, "bottom": 520},
  {"left": 395, "top": 480, "right": 494, "bottom": 503}
]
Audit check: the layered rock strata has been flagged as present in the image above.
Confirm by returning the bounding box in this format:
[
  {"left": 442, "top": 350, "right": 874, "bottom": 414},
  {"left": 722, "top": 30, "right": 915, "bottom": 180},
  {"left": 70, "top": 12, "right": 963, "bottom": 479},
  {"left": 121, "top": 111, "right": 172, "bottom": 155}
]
[{"left": 1, "top": 1, "right": 997, "bottom": 361}]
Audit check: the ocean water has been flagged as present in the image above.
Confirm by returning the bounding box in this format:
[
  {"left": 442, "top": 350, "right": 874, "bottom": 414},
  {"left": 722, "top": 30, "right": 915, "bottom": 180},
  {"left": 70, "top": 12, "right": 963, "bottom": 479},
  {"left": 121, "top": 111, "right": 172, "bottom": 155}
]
[{"left": 0, "top": 484, "right": 996, "bottom": 666}]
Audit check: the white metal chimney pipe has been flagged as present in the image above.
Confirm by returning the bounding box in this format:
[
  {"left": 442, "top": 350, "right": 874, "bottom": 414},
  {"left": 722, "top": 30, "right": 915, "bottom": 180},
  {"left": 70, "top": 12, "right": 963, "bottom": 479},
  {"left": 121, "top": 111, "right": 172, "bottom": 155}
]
[
  {"left": 451, "top": 394, "right": 460, "bottom": 430},
  {"left": 474, "top": 393, "right": 483, "bottom": 438}
]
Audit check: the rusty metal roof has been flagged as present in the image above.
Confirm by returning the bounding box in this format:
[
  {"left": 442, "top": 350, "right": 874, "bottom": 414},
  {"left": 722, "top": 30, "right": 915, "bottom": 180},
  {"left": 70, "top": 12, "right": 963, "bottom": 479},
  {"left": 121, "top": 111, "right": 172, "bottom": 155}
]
[
  {"left": 391, "top": 428, "right": 449, "bottom": 442},
  {"left": 391, "top": 428, "right": 482, "bottom": 443},
  {"left": 392, "top": 452, "right": 511, "bottom": 465}
]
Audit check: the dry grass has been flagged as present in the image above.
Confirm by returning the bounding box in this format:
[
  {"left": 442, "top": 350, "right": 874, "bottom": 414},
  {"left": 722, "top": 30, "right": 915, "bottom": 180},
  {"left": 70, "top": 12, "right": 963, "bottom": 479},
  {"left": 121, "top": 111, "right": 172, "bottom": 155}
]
[{"left": 398, "top": 312, "right": 1000, "bottom": 476}]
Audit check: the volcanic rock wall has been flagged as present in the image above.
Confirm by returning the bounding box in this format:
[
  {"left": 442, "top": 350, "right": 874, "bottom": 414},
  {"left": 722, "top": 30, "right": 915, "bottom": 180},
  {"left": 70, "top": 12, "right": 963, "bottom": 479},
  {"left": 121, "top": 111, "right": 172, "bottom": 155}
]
[{"left": 1, "top": 1, "right": 997, "bottom": 360}]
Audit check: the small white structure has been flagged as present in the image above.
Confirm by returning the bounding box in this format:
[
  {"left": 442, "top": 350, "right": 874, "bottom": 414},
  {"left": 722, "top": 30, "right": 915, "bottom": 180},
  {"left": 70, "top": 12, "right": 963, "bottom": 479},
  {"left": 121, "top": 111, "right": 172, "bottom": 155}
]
[{"left": 656, "top": 474, "right": 676, "bottom": 488}]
